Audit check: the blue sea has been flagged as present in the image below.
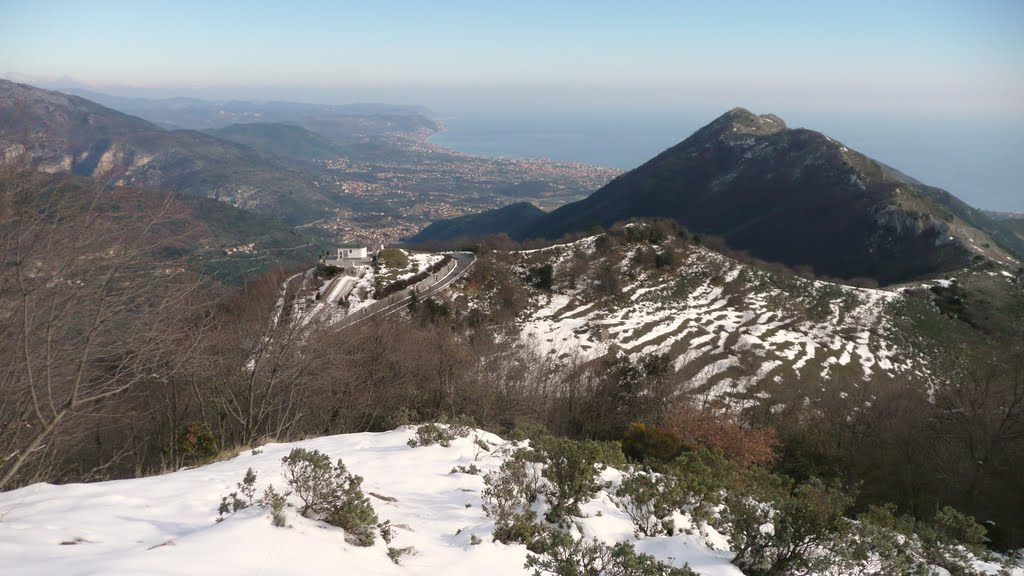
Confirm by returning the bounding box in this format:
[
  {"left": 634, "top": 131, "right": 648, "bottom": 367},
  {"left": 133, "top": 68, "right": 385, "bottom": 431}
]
[
  {"left": 428, "top": 109, "right": 1024, "bottom": 212},
  {"left": 429, "top": 111, "right": 703, "bottom": 170}
]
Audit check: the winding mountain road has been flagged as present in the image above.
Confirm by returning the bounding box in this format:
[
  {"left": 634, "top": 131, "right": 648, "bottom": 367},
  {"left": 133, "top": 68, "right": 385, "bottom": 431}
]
[{"left": 337, "top": 252, "right": 476, "bottom": 329}]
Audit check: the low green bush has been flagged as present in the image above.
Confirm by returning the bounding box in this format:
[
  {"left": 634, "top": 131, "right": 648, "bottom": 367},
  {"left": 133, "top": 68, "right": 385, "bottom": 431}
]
[
  {"left": 621, "top": 422, "right": 683, "bottom": 464},
  {"left": 281, "top": 447, "right": 379, "bottom": 546},
  {"left": 716, "top": 475, "right": 855, "bottom": 576},
  {"left": 481, "top": 449, "right": 543, "bottom": 544},
  {"left": 407, "top": 419, "right": 473, "bottom": 448},
  {"left": 259, "top": 485, "right": 288, "bottom": 528},
  {"left": 217, "top": 468, "right": 289, "bottom": 528},
  {"left": 217, "top": 467, "right": 258, "bottom": 521},
  {"left": 533, "top": 437, "right": 611, "bottom": 524},
  {"left": 525, "top": 528, "right": 696, "bottom": 576},
  {"left": 451, "top": 463, "right": 482, "bottom": 475},
  {"left": 178, "top": 422, "right": 217, "bottom": 462},
  {"left": 615, "top": 468, "right": 678, "bottom": 537}
]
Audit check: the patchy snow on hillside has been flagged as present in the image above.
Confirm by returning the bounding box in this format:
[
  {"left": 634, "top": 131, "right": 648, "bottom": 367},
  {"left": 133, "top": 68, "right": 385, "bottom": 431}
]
[
  {"left": 287, "top": 250, "right": 448, "bottom": 326},
  {"left": 0, "top": 428, "right": 739, "bottom": 576},
  {"left": 377, "top": 250, "right": 444, "bottom": 284},
  {"left": 348, "top": 268, "right": 379, "bottom": 313},
  {"left": 290, "top": 267, "right": 368, "bottom": 327},
  {"left": 512, "top": 240, "right": 922, "bottom": 403}
]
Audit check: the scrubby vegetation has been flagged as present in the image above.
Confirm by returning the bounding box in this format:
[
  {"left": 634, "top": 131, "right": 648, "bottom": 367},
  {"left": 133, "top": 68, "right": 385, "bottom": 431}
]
[
  {"left": 482, "top": 450, "right": 544, "bottom": 545},
  {"left": 281, "top": 448, "right": 378, "bottom": 545},
  {"left": 407, "top": 420, "right": 473, "bottom": 448},
  {"left": 478, "top": 431, "right": 1007, "bottom": 575},
  {"left": 216, "top": 467, "right": 289, "bottom": 528},
  {"left": 2, "top": 182, "right": 1021, "bottom": 571},
  {"left": 525, "top": 529, "right": 696, "bottom": 576},
  {"left": 215, "top": 448, "right": 379, "bottom": 545}
]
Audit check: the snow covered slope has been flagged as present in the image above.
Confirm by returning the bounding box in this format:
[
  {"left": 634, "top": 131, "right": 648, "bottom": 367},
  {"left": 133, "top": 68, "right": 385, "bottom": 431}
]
[
  {"left": 0, "top": 428, "right": 738, "bottom": 576},
  {"left": 1, "top": 426, "right": 1018, "bottom": 575}
]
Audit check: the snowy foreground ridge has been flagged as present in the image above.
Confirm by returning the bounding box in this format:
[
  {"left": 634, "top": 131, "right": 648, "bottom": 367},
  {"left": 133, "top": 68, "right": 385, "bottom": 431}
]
[
  {"left": 0, "top": 428, "right": 1016, "bottom": 576},
  {"left": 0, "top": 428, "right": 737, "bottom": 576}
]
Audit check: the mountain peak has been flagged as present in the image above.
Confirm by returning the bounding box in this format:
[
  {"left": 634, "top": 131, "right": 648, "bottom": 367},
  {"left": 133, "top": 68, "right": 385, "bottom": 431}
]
[{"left": 707, "top": 107, "right": 788, "bottom": 137}]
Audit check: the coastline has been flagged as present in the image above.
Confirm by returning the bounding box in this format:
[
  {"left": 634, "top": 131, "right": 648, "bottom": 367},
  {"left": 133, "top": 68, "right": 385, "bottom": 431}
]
[{"left": 422, "top": 122, "right": 621, "bottom": 171}]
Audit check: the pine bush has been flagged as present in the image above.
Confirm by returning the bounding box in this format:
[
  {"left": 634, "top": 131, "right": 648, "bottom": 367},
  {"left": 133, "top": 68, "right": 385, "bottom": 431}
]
[{"left": 281, "top": 447, "right": 379, "bottom": 546}]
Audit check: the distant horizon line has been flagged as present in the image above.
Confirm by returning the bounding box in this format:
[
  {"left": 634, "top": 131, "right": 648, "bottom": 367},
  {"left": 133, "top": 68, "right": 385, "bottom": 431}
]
[{"left": 6, "top": 74, "right": 1022, "bottom": 213}]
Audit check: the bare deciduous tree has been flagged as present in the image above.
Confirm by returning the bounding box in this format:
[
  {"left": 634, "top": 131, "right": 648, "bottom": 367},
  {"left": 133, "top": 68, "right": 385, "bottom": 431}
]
[{"left": 0, "top": 169, "right": 208, "bottom": 489}]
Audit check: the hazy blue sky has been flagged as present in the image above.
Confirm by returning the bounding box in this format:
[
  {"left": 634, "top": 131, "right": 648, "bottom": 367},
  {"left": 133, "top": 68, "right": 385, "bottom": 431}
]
[
  {"left": 3, "top": 0, "right": 1022, "bottom": 112},
  {"left": 2, "top": 0, "right": 1023, "bottom": 208}
]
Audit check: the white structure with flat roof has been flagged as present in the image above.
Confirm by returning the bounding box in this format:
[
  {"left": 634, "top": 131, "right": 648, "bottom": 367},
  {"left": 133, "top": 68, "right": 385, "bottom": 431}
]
[
  {"left": 335, "top": 246, "right": 367, "bottom": 260},
  {"left": 324, "top": 245, "right": 370, "bottom": 269}
]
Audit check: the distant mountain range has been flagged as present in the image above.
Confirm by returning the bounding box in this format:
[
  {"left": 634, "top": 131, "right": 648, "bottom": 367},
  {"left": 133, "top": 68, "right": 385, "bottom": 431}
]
[
  {"left": 1, "top": 80, "right": 616, "bottom": 241},
  {"left": 54, "top": 87, "right": 442, "bottom": 139},
  {"left": 0, "top": 79, "right": 347, "bottom": 224},
  {"left": 204, "top": 122, "right": 345, "bottom": 161},
  {"left": 414, "top": 108, "right": 1023, "bottom": 284}
]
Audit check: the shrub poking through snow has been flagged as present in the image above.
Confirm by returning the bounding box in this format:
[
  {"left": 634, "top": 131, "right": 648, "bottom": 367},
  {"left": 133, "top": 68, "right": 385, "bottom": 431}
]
[
  {"left": 259, "top": 485, "right": 288, "bottom": 528},
  {"left": 615, "top": 467, "right": 678, "bottom": 537},
  {"left": 841, "top": 504, "right": 930, "bottom": 576},
  {"left": 407, "top": 420, "right": 473, "bottom": 448},
  {"left": 281, "top": 448, "right": 341, "bottom": 514},
  {"left": 281, "top": 447, "right": 379, "bottom": 546},
  {"left": 387, "top": 546, "right": 415, "bottom": 564},
  {"left": 481, "top": 449, "right": 543, "bottom": 544},
  {"left": 708, "top": 467, "right": 994, "bottom": 576},
  {"left": 217, "top": 492, "right": 248, "bottom": 520},
  {"left": 532, "top": 437, "right": 610, "bottom": 524},
  {"left": 326, "top": 475, "right": 378, "bottom": 547},
  {"left": 661, "top": 449, "right": 734, "bottom": 528},
  {"left": 217, "top": 468, "right": 289, "bottom": 528},
  {"left": 217, "top": 467, "right": 258, "bottom": 521},
  {"left": 917, "top": 506, "right": 992, "bottom": 574},
  {"left": 238, "top": 467, "right": 258, "bottom": 504},
  {"left": 450, "top": 463, "right": 482, "bottom": 475},
  {"left": 591, "top": 439, "right": 628, "bottom": 470},
  {"left": 929, "top": 505, "right": 989, "bottom": 552},
  {"left": 525, "top": 528, "right": 696, "bottom": 576},
  {"left": 717, "top": 475, "right": 855, "bottom": 576},
  {"left": 613, "top": 449, "right": 733, "bottom": 538},
  {"left": 835, "top": 503, "right": 1000, "bottom": 575}
]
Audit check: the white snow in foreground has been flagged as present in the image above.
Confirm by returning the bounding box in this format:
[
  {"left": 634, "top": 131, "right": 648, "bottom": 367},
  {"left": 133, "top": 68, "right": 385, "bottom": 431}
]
[
  {"left": 0, "top": 429, "right": 738, "bottom": 576},
  {"left": 1, "top": 427, "right": 1019, "bottom": 576}
]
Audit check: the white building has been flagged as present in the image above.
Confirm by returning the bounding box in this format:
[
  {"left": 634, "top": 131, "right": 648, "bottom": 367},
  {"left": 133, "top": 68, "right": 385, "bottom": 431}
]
[
  {"left": 323, "top": 245, "right": 370, "bottom": 269},
  {"left": 335, "top": 246, "right": 367, "bottom": 260}
]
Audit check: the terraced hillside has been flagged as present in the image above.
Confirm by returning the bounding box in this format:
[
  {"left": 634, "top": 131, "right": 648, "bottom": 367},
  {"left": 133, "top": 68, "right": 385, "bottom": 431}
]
[{"left": 454, "top": 223, "right": 1023, "bottom": 408}]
